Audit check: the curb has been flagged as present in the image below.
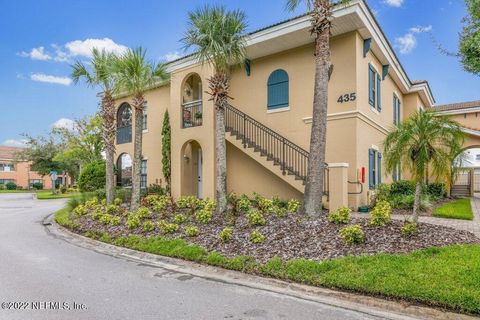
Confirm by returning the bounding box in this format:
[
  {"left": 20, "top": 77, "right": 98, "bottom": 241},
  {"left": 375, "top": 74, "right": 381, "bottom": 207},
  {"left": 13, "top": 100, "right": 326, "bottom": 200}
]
[{"left": 44, "top": 214, "right": 477, "bottom": 320}]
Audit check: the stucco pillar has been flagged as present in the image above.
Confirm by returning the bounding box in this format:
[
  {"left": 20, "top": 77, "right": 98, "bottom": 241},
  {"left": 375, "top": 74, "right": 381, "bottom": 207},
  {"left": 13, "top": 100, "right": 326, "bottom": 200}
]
[{"left": 328, "top": 163, "right": 349, "bottom": 211}]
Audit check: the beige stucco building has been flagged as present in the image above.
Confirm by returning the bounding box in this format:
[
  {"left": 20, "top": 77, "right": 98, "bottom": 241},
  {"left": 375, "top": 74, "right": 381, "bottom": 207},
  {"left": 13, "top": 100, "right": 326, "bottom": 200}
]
[{"left": 113, "top": 0, "right": 480, "bottom": 210}]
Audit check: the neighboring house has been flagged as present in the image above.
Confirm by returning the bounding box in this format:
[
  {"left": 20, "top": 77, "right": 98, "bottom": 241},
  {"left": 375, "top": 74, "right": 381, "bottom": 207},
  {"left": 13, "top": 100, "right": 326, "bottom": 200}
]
[
  {"left": 113, "top": 0, "right": 480, "bottom": 210},
  {"left": 0, "top": 146, "right": 59, "bottom": 190}
]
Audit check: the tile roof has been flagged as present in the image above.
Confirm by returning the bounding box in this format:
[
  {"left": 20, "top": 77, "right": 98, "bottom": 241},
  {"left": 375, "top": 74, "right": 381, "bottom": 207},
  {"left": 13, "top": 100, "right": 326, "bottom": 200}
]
[
  {"left": 429, "top": 100, "right": 480, "bottom": 112},
  {"left": 0, "top": 146, "right": 24, "bottom": 160}
]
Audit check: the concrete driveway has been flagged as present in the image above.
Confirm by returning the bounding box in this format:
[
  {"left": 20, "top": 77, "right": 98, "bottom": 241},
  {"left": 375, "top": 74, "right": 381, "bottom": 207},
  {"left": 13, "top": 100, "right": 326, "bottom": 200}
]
[{"left": 0, "top": 193, "right": 418, "bottom": 320}]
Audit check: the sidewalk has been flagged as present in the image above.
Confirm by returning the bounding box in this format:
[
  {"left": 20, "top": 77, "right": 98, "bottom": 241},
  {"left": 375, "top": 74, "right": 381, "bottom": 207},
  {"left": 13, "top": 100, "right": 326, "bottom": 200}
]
[{"left": 353, "top": 194, "right": 480, "bottom": 238}]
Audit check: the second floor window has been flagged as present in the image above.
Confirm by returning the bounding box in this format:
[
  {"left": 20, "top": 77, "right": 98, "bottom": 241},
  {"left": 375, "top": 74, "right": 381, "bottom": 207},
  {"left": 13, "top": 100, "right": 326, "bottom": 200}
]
[
  {"left": 143, "top": 102, "right": 148, "bottom": 130},
  {"left": 393, "top": 94, "right": 401, "bottom": 125},
  {"left": 117, "top": 103, "right": 132, "bottom": 144},
  {"left": 368, "top": 64, "right": 382, "bottom": 112},
  {"left": 0, "top": 163, "right": 15, "bottom": 172},
  {"left": 267, "top": 69, "right": 289, "bottom": 110}
]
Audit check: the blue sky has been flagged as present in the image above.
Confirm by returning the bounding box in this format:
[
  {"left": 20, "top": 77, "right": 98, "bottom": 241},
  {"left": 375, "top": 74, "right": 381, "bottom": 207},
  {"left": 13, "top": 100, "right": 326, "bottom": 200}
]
[{"left": 0, "top": 0, "right": 478, "bottom": 146}]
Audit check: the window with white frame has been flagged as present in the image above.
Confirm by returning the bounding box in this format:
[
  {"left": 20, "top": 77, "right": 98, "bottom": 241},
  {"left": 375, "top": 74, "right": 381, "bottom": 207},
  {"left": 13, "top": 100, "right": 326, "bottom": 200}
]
[
  {"left": 0, "top": 163, "right": 15, "bottom": 172},
  {"left": 140, "top": 160, "right": 147, "bottom": 189}
]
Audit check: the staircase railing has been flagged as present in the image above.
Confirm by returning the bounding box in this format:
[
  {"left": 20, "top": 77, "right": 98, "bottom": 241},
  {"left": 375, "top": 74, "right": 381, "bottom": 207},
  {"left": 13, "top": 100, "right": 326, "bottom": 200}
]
[{"left": 225, "top": 104, "right": 328, "bottom": 196}]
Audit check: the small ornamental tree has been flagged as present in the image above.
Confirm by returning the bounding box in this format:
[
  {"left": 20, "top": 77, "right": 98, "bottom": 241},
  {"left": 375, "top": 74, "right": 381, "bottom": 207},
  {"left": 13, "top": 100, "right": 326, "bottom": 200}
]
[
  {"left": 161, "top": 110, "right": 171, "bottom": 194},
  {"left": 78, "top": 161, "right": 106, "bottom": 192}
]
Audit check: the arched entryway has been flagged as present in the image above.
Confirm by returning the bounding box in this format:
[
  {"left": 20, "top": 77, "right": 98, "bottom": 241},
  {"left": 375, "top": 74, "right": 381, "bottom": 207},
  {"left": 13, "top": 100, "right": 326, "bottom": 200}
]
[
  {"left": 117, "top": 153, "right": 133, "bottom": 187},
  {"left": 181, "top": 73, "right": 203, "bottom": 128},
  {"left": 452, "top": 146, "right": 480, "bottom": 196},
  {"left": 180, "top": 140, "right": 203, "bottom": 198}
]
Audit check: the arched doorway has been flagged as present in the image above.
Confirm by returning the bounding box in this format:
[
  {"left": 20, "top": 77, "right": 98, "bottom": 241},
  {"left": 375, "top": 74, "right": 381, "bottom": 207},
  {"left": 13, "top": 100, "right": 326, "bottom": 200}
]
[
  {"left": 117, "top": 153, "right": 133, "bottom": 187},
  {"left": 181, "top": 74, "right": 203, "bottom": 128},
  {"left": 452, "top": 146, "right": 480, "bottom": 196},
  {"left": 180, "top": 140, "right": 203, "bottom": 198}
]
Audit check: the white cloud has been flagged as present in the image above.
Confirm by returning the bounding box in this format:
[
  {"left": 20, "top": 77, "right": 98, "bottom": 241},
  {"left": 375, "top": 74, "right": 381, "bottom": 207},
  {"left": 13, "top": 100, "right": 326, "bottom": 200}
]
[
  {"left": 52, "top": 118, "right": 76, "bottom": 131},
  {"left": 18, "top": 46, "right": 52, "bottom": 61},
  {"left": 410, "top": 25, "right": 433, "bottom": 33},
  {"left": 383, "top": 0, "right": 404, "bottom": 7},
  {"left": 19, "top": 38, "right": 128, "bottom": 63},
  {"left": 162, "top": 51, "right": 182, "bottom": 62},
  {"left": 395, "top": 33, "right": 416, "bottom": 54},
  {"left": 30, "top": 73, "right": 72, "bottom": 86},
  {"left": 2, "top": 139, "right": 28, "bottom": 147}
]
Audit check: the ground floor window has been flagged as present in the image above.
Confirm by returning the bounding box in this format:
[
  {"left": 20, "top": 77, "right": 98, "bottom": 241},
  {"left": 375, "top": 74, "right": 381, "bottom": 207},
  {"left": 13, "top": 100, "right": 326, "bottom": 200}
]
[
  {"left": 140, "top": 160, "right": 147, "bottom": 189},
  {"left": 117, "top": 153, "right": 133, "bottom": 187},
  {"left": 0, "top": 179, "right": 15, "bottom": 185},
  {"left": 369, "top": 149, "right": 382, "bottom": 189},
  {"left": 29, "top": 179, "right": 43, "bottom": 188}
]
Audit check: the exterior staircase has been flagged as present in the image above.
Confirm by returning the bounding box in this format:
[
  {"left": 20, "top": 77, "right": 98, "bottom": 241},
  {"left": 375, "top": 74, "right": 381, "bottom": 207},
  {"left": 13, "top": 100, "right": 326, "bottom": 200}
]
[
  {"left": 451, "top": 185, "right": 471, "bottom": 197},
  {"left": 224, "top": 104, "right": 328, "bottom": 195}
]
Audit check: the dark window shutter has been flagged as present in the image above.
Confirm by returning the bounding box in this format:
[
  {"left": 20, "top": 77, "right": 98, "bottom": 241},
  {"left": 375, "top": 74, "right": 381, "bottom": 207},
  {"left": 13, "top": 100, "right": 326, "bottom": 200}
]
[
  {"left": 267, "top": 69, "right": 289, "bottom": 109},
  {"left": 377, "top": 153, "right": 382, "bottom": 184},
  {"left": 369, "top": 149, "right": 375, "bottom": 189},
  {"left": 377, "top": 74, "right": 382, "bottom": 112}
]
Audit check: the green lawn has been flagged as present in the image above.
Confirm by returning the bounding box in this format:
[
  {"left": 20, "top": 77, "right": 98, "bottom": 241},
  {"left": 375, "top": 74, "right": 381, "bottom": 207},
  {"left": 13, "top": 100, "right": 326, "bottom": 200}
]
[
  {"left": 0, "top": 189, "right": 34, "bottom": 193},
  {"left": 433, "top": 198, "right": 474, "bottom": 220},
  {"left": 36, "top": 192, "right": 80, "bottom": 200},
  {"left": 55, "top": 209, "right": 480, "bottom": 314}
]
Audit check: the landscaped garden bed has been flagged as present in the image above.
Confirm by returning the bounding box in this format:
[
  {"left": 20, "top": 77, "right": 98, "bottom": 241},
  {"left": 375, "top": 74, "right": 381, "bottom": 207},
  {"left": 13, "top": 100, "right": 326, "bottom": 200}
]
[{"left": 55, "top": 192, "right": 480, "bottom": 314}]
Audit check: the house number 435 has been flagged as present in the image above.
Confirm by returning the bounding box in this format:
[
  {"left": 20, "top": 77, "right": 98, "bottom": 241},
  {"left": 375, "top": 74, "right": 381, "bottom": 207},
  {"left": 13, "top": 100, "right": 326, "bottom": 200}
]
[{"left": 337, "top": 93, "right": 356, "bottom": 103}]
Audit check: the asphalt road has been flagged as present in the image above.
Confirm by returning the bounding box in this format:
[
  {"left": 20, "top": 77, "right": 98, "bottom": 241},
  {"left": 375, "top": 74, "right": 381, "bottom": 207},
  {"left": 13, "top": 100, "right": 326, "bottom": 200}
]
[{"left": 0, "top": 193, "right": 391, "bottom": 320}]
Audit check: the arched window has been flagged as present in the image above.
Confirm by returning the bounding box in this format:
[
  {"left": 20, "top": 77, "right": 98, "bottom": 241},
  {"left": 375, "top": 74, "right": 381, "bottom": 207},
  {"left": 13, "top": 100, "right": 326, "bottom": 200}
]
[
  {"left": 117, "top": 103, "right": 132, "bottom": 144},
  {"left": 117, "top": 153, "right": 132, "bottom": 187},
  {"left": 267, "top": 69, "right": 289, "bottom": 110}
]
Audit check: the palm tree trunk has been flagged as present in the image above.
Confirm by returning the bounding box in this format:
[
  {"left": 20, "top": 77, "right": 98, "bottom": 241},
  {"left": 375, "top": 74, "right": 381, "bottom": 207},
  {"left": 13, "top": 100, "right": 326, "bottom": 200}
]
[
  {"left": 302, "top": 27, "right": 330, "bottom": 216},
  {"left": 102, "top": 93, "right": 116, "bottom": 205},
  {"left": 130, "top": 94, "right": 144, "bottom": 212},
  {"left": 412, "top": 180, "right": 422, "bottom": 223},
  {"left": 215, "top": 101, "right": 228, "bottom": 214}
]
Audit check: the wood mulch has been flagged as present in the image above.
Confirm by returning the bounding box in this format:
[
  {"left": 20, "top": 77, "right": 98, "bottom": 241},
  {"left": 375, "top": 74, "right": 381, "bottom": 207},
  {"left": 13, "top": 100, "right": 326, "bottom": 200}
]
[{"left": 72, "top": 205, "right": 480, "bottom": 263}]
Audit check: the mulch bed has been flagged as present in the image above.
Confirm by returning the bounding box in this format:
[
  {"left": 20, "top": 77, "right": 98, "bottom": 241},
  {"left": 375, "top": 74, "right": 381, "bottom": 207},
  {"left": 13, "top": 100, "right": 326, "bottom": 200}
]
[{"left": 72, "top": 207, "right": 480, "bottom": 263}]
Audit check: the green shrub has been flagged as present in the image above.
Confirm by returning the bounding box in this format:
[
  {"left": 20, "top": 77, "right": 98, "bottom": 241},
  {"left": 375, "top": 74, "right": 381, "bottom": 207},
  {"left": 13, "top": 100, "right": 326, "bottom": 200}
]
[
  {"left": 287, "top": 199, "right": 300, "bottom": 213},
  {"left": 147, "top": 183, "right": 166, "bottom": 195},
  {"left": 373, "top": 183, "right": 391, "bottom": 204},
  {"left": 247, "top": 209, "right": 266, "bottom": 226},
  {"left": 272, "top": 197, "right": 288, "bottom": 209},
  {"left": 73, "top": 204, "right": 87, "bottom": 216},
  {"left": 250, "top": 230, "right": 265, "bottom": 244},
  {"left": 176, "top": 195, "right": 201, "bottom": 211},
  {"left": 106, "top": 204, "right": 118, "bottom": 215},
  {"left": 60, "top": 184, "right": 67, "bottom": 194},
  {"left": 110, "top": 216, "right": 121, "bottom": 226},
  {"left": 402, "top": 222, "right": 417, "bottom": 238},
  {"left": 150, "top": 195, "right": 171, "bottom": 212},
  {"left": 219, "top": 227, "right": 233, "bottom": 243},
  {"left": 238, "top": 195, "right": 251, "bottom": 212},
  {"left": 99, "top": 214, "right": 113, "bottom": 225},
  {"left": 136, "top": 207, "right": 151, "bottom": 219},
  {"left": 340, "top": 225, "right": 365, "bottom": 244},
  {"left": 389, "top": 194, "right": 431, "bottom": 211},
  {"left": 143, "top": 220, "right": 155, "bottom": 232},
  {"left": 427, "top": 183, "right": 446, "bottom": 199},
  {"left": 173, "top": 214, "right": 187, "bottom": 224},
  {"left": 195, "top": 209, "right": 213, "bottom": 224},
  {"left": 91, "top": 208, "right": 103, "bottom": 220},
  {"left": 114, "top": 197, "right": 122, "bottom": 206},
  {"left": 390, "top": 180, "right": 416, "bottom": 196},
  {"left": 257, "top": 196, "right": 274, "bottom": 214},
  {"left": 126, "top": 215, "right": 141, "bottom": 229},
  {"left": 199, "top": 198, "right": 216, "bottom": 212},
  {"left": 78, "top": 161, "right": 106, "bottom": 192},
  {"left": 6, "top": 182, "right": 16, "bottom": 190},
  {"left": 0, "top": 184, "right": 4, "bottom": 190},
  {"left": 185, "top": 225, "right": 199, "bottom": 237},
  {"left": 94, "top": 188, "right": 106, "bottom": 200},
  {"left": 115, "top": 188, "right": 132, "bottom": 203},
  {"left": 328, "top": 207, "right": 351, "bottom": 224},
  {"left": 273, "top": 206, "right": 287, "bottom": 218},
  {"left": 158, "top": 220, "right": 178, "bottom": 233},
  {"left": 32, "top": 182, "right": 43, "bottom": 190},
  {"left": 370, "top": 200, "right": 392, "bottom": 226},
  {"left": 101, "top": 199, "right": 107, "bottom": 206}
]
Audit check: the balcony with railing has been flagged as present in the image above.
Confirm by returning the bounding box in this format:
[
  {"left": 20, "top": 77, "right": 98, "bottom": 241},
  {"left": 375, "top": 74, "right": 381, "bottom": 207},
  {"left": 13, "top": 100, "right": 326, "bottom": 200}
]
[{"left": 182, "top": 100, "right": 203, "bottom": 128}]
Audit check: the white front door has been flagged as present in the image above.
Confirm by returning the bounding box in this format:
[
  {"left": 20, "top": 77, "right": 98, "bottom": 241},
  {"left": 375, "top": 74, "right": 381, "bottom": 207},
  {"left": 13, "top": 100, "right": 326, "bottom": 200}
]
[{"left": 197, "top": 149, "right": 203, "bottom": 198}]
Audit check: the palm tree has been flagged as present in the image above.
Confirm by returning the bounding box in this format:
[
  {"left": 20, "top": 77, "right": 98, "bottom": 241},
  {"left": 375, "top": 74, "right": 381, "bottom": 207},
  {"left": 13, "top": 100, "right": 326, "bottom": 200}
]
[
  {"left": 286, "top": 0, "right": 351, "bottom": 216},
  {"left": 383, "top": 111, "right": 465, "bottom": 223},
  {"left": 113, "top": 47, "right": 169, "bottom": 211},
  {"left": 71, "top": 48, "right": 117, "bottom": 205},
  {"left": 181, "top": 5, "right": 247, "bottom": 214}
]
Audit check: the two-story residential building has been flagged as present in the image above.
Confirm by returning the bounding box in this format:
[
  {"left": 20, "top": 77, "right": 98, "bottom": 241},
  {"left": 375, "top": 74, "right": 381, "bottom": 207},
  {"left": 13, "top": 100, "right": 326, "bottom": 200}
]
[
  {"left": 113, "top": 0, "right": 479, "bottom": 210},
  {"left": 0, "top": 146, "right": 56, "bottom": 189}
]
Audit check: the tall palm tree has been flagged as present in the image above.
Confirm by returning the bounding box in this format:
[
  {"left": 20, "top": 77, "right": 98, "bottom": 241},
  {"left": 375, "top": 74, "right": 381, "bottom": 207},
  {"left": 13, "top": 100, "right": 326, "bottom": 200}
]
[
  {"left": 181, "top": 5, "right": 247, "bottom": 214},
  {"left": 383, "top": 111, "right": 465, "bottom": 223},
  {"left": 286, "top": 0, "right": 351, "bottom": 216},
  {"left": 71, "top": 48, "right": 117, "bottom": 205},
  {"left": 113, "top": 47, "right": 169, "bottom": 211}
]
